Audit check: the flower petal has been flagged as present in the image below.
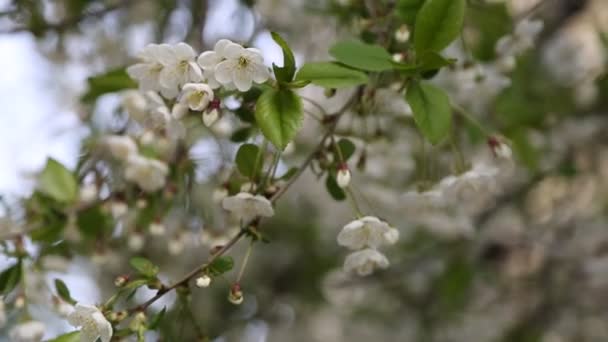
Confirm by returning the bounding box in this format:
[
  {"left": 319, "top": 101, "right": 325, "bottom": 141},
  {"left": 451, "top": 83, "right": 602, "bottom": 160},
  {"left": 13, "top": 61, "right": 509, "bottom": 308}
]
[
  {"left": 233, "top": 68, "right": 253, "bottom": 92},
  {"left": 214, "top": 60, "right": 234, "bottom": 84}
]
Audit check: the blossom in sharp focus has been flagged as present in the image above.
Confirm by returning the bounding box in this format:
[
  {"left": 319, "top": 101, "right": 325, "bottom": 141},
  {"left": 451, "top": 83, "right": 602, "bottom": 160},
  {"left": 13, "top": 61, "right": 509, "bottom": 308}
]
[
  {"left": 344, "top": 248, "right": 389, "bottom": 276},
  {"left": 337, "top": 216, "right": 399, "bottom": 250},
  {"left": 103, "top": 135, "right": 138, "bottom": 161},
  {"left": 67, "top": 303, "right": 113, "bottom": 342},
  {"left": 213, "top": 42, "right": 270, "bottom": 91},
  {"left": 180, "top": 83, "right": 214, "bottom": 111},
  {"left": 127, "top": 44, "right": 178, "bottom": 99},
  {"left": 124, "top": 155, "right": 169, "bottom": 192},
  {"left": 222, "top": 192, "right": 275, "bottom": 222},
  {"left": 197, "top": 39, "right": 233, "bottom": 89},
  {"left": 158, "top": 43, "right": 203, "bottom": 97},
  {"left": 9, "top": 321, "right": 45, "bottom": 342}
]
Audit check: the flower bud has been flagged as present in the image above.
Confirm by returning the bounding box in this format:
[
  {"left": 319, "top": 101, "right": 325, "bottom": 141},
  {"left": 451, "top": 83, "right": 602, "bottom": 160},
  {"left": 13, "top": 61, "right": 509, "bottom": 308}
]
[
  {"left": 128, "top": 233, "right": 145, "bottom": 252},
  {"left": 114, "top": 275, "right": 129, "bottom": 288},
  {"left": 129, "top": 312, "right": 147, "bottom": 332},
  {"left": 336, "top": 165, "right": 351, "bottom": 188},
  {"left": 14, "top": 295, "right": 25, "bottom": 309},
  {"left": 136, "top": 199, "right": 148, "bottom": 209},
  {"left": 394, "top": 25, "right": 411, "bottom": 43},
  {"left": 203, "top": 108, "right": 219, "bottom": 127},
  {"left": 168, "top": 236, "right": 184, "bottom": 255},
  {"left": 392, "top": 53, "right": 405, "bottom": 63},
  {"left": 487, "top": 136, "right": 512, "bottom": 160},
  {"left": 110, "top": 201, "right": 128, "bottom": 218},
  {"left": 195, "top": 275, "right": 212, "bottom": 288},
  {"left": 228, "top": 284, "right": 243, "bottom": 305},
  {"left": 79, "top": 183, "right": 98, "bottom": 203},
  {"left": 149, "top": 221, "right": 166, "bottom": 236}
]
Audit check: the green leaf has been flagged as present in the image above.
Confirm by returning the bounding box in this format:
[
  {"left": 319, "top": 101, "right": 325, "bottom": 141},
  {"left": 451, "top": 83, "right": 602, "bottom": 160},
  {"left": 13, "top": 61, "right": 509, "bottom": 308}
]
[
  {"left": 129, "top": 257, "right": 159, "bottom": 278},
  {"left": 38, "top": 158, "right": 78, "bottom": 203},
  {"left": 337, "top": 138, "right": 356, "bottom": 161},
  {"left": 207, "top": 256, "right": 234, "bottom": 276},
  {"left": 47, "top": 331, "right": 82, "bottom": 342},
  {"left": 76, "top": 206, "right": 112, "bottom": 238},
  {"left": 295, "top": 62, "right": 368, "bottom": 88},
  {"left": 123, "top": 279, "right": 150, "bottom": 291},
  {"left": 325, "top": 174, "right": 346, "bottom": 201},
  {"left": 397, "top": 0, "right": 426, "bottom": 26},
  {"left": 82, "top": 68, "right": 137, "bottom": 104},
  {"left": 414, "top": 0, "right": 466, "bottom": 54},
  {"left": 271, "top": 32, "right": 296, "bottom": 83},
  {"left": 55, "top": 278, "right": 76, "bottom": 305},
  {"left": 0, "top": 261, "right": 21, "bottom": 295},
  {"left": 235, "top": 143, "right": 262, "bottom": 179},
  {"left": 435, "top": 258, "right": 473, "bottom": 313},
  {"left": 329, "top": 40, "right": 393, "bottom": 71},
  {"left": 254, "top": 88, "right": 303, "bottom": 150},
  {"left": 406, "top": 81, "right": 452, "bottom": 144},
  {"left": 230, "top": 127, "right": 254, "bottom": 143}
]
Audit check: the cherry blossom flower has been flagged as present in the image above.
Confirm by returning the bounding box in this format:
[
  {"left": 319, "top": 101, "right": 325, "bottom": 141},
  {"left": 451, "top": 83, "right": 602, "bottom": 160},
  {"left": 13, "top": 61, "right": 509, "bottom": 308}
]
[
  {"left": 9, "top": 321, "right": 45, "bottom": 342},
  {"left": 158, "top": 43, "right": 203, "bottom": 96},
  {"left": 68, "top": 303, "right": 113, "bottom": 342},
  {"left": 336, "top": 166, "right": 351, "bottom": 188},
  {"left": 196, "top": 275, "right": 212, "bottom": 288},
  {"left": 127, "top": 44, "right": 178, "bottom": 99},
  {"left": 197, "top": 39, "right": 233, "bottom": 89},
  {"left": 213, "top": 42, "right": 270, "bottom": 91},
  {"left": 222, "top": 192, "right": 275, "bottom": 222},
  {"left": 337, "top": 216, "right": 399, "bottom": 250},
  {"left": 179, "top": 83, "right": 214, "bottom": 111},
  {"left": 103, "top": 135, "right": 138, "bottom": 161},
  {"left": 124, "top": 155, "right": 169, "bottom": 192},
  {"left": 344, "top": 248, "right": 390, "bottom": 276}
]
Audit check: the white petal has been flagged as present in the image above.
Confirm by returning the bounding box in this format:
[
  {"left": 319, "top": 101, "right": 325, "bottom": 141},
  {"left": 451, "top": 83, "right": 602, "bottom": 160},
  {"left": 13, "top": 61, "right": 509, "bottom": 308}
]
[
  {"left": 244, "top": 48, "right": 264, "bottom": 64},
  {"left": 223, "top": 43, "right": 245, "bottom": 59},
  {"left": 251, "top": 63, "right": 270, "bottom": 84},
  {"left": 188, "top": 61, "right": 203, "bottom": 82},
  {"left": 233, "top": 68, "right": 253, "bottom": 92},
  {"left": 173, "top": 42, "right": 196, "bottom": 60},
  {"left": 214, "top": 39, "right": 233, "bottom": 56},
  {"left": 214, "top": 60, "right": 234, "bottom": 84},
  {"left": 197, "top": 51, "right": 220, "bottom": 69},
  {"left": 153, "top": 44, "right": 176, "bottom": 65}
]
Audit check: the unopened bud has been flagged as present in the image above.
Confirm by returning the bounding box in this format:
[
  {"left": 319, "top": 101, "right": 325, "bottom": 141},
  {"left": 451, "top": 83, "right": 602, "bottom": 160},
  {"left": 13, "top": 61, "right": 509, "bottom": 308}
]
[
  {"left": 128, "top": 234, "right": 145, "bottom": 252},
  {"left": 15, "top": 295, "right": 25, "bottom": 309},
  {"left": 149, "top": 221, "right": 165, "bottom": 236},
  {"left": 168, "top": 236, "right": 184, "bottom": 255},
  {"left": 114, "top": 275, "right": 129, "bottom": 287},
  {"left": 195, "top": 275, "right": 212, "bottom": 288},
  {"left": 228, "top": 283, "right": 243, "bottom": 305},
  {"left": 129, "top": 311, "right": 147, "bottom": 332},
  {"left": 394, "top": 25, "right": 411, "bottom": 43},
  {"left": 203, "top": 108, "right": 220, "bottom": 127},
  {"left": 336, "top": 165, "right": 351, "bottom": 188},
  {"left": 487, "top": 136, "right": 512, "bottom": 160}
]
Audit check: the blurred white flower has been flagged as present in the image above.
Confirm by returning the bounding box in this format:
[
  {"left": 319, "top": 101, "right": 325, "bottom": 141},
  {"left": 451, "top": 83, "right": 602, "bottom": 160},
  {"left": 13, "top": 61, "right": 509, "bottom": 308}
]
[
  {"left": 68, "top": 303, "right": 113, "bottom": 342},
  {"left": 128, "top": 233, "right": 145, "bottom": 252},
  {"left": 394, "top": 25, "right": 410, "bottom": 43},
  {"left": 496, "top": 19, "right": 543, "bottom": 57},
  {"left": 149, "top": 222, "right": 166, "bottom": 236},
  {"left": 103, "top": 135, "right": 138, "bottom": 161},
  {"left": 127, "top": 44, "right": 178, "bottom": 99},
  {"left": 0, "top": 297, "right": 5, "bottom": 328},
  {"left": 203, "top": 107, "right": 220, "bottom": 127},
  {"left": 121, "top": 90, "right": 148, "bottom": 123},
  {"left": 196, "top": 275, "right": 212, "bottom": 288},
  {"left": 344, "top": 248, "right": 389, "bottom": 276},
  {"left": 124, "top": 155, "right": 169, "bottom": 192},
  {"left": 212, "top": 186, "right": 229, "bottom": 204},
  {"left": 222, "top": 192, "right": 275, "bottom": 222},
  {"left": 171, "top": 103, "right": 189, "bottom": 120},
  {"left": 9, "top": 321, "right": 45, "bottom": 342},
  {"left": 180, "top": 83, "right": 214, "bottom": 111},
  {"left": 213, "top": 42, "right": 270, "bottom": 91},
  {"left": 438, "top": 163, "right": 499, "bottom": 204},
  {"left": 337, "top": 216, "right": 399, "bottom": 250},
  {"left": 79, "top": 183, "right": 98, "bottom": 203},
  {"left": 158, "top": 43, "right": 202, "bottom": 96},
  {"left": 402, "top": 190, "right": 447, "bottom": 215},
  {"left": 168, "top": 235, "right": 185, "bottom": 255},
  {"left": 197, "top": 39, "right": 233, "bottom": 89}
]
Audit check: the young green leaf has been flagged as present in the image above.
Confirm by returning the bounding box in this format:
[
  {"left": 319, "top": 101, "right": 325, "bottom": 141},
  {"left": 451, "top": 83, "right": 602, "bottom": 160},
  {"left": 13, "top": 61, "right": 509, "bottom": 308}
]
[
  {"left": 0, "top": 261, "right": 21, "bottom": 295},
  {"left": 337, "top": 138, "right": 356, "bottom": 161},
  {"left": 406, "top": 81, "right": 452, "bottom": 144},
  {"left": 270, "top": 32, "right": 296, "bottom": 83},
  {"left": 207, "top": 256, "right": 234, "bottom": 276},
  {"left": 254, "top": 88, "right": 303, "bottom": 150},
  {"left": 329, "top": 40, "right": 393, "bottom": 71},
  {"left": 325, "top": 173, "right": 346, "bottom": 201},
  {"left": 81, "top": 68, "right": 137, "bottom": 104},
  {"left": 414, "top": 0, "right": 466, "bottom": 54},
  {"left": 295, "top": 62, "right": 368, "bottom": 88},
  {"left": 55, "top": 278, "right": 76, "bottom": 305},
  {"left": 235, "top": 143, "right": 262, "bottom": 179},
  {"left": 47, "top": 332, "right": 82, "bottom": 342},
  {"left": 129, "top": 257, "right": 159, "bottom": 278},
  {"left": 148, "top": 307, "right": 167, "bottom": 330},
  {"left": 38, "top": 158, "right": 78, "bottom": 203}
]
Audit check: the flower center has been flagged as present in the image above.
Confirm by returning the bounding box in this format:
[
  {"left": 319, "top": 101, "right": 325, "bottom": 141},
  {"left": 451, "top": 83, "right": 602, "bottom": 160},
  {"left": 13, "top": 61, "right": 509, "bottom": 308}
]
[
  {"left": 188, "top": 91, "right": 205, "bottom": 105},
  {"left": 238, "top": 56, "right": 249, "bottom": 68}
]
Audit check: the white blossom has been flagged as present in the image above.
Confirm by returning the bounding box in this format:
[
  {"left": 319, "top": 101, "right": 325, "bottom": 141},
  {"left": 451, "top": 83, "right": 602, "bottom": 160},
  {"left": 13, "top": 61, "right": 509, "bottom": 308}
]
[
  {"left": 124, "top": 155, "right": 169, "bottom": 192},
  {"left": 438, "top": 163, "right": 500, "bottom": 204},
  {"left": 337, "top": 216, "right": 399, "bottom": 250},
  {"left": 211, "top": 41, "right": 270, "bottom": 91},
  {"left": 212, "top": 187, "right": 229, "bottom": 204},
  {"left": 103, "top": 135, "right": 138, "bottom": 161},
  {"left": 179, "top": 83, "right": 214, "bottom": 111},
  {"left": 121, "top": 90, "right": 148, "bottom": 123},
  {"left": 222, "top": 192, "right": 275, "bottom": 222},
  {"left": 158, "top": 43, "right": 202, "bottom": 96},
  {"left": 344, "top": 248, "right": 389, "bottom": 276},
  {"left": 196, "top": 275, "right": 212, "bottom": 288},
  {"left": 394, "top": 25, "right": 410, "bottom": 43},
  {"left": 9, "top": 321, "right": 45, "bottom": 342},
  {"left": 401, "top": 189, "right": 447, "bottom": 215},
  {"left": 197, "top": 39, "right": 234, "bottom": 89},
  {"left": 128, "top": 233, "right": 145, "bottom": 251},
  {"left": 68, "top": 303, "right": 113, "bottom": 342},
  {"left": 149, "top": 222, "right": 166, "bottom": 236},
  {"left": 168, "top": 236, "right": 185, "bottom": 255},
  {"left": 171, "top": 103, "right": 189, "bottom": 120},
  {"left": 79, "top": 183, "right": 98, "bottom": 203},
  {"left": 336, "top": 168, "right": 351, "bottom": 188},
  {"left": 127, "top": 44, "right": 178, "bottom": 99},
  {"left": 496, "top": 19, "right": 543, "bottom": 58}
]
